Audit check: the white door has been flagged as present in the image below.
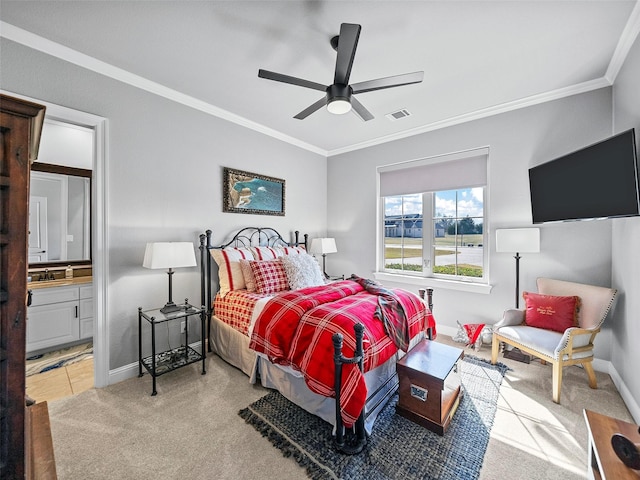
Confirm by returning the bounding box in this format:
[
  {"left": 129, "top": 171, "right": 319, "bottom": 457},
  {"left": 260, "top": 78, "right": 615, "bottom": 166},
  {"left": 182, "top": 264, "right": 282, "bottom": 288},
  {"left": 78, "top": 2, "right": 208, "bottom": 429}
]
[{"left": 28, "top": 195, "right": 48, "bottom": 262}]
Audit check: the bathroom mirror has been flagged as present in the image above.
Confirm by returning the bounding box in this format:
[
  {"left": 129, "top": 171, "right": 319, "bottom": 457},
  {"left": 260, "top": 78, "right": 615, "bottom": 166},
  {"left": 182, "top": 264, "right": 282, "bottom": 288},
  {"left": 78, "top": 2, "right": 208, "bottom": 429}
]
[{"left": 29, "top": 163, "right": 92, "bottom": 266}]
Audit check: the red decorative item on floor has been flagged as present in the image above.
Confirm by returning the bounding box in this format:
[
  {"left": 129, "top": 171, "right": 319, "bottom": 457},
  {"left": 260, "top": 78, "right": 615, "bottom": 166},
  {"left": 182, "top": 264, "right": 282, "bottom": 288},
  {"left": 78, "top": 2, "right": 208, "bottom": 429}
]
[{"left": 463, "top": 323, "right": 485, "bottom": 346}]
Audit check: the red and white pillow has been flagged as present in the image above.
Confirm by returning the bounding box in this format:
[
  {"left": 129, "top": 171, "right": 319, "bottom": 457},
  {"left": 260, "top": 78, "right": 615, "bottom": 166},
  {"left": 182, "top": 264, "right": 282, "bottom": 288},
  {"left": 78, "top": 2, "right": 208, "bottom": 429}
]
[
  {"left": 250, "top": 259, "right": 289, "bottom": 294},
  {"left": 250, "top": 246, "right": 281, "bottom": 260},
  {"left": 210, "top": 247, "right": 254, "bottom": 296},
  {"left": 277, "top": 245, "right": 306, "bottom": 256},
  {"left": 251, "top": 245, "right": 306, "bottom": 260}
]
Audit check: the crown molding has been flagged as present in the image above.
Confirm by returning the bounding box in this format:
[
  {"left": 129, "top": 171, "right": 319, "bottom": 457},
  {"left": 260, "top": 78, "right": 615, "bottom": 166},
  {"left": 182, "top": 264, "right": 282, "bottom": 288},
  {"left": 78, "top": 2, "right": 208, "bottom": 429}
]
[{"left": 605, "top": 0, "right": 640, "bottom": 83}]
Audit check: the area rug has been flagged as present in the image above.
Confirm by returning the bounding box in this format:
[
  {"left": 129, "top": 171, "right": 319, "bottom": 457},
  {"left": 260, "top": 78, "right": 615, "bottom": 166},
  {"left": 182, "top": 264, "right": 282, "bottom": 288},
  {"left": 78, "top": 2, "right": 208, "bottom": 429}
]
[
  {"left": 26, "top": 342, "right": 93, "bottom": 376},
  {"left": 239, "top": 356, "right": 508, "bottom": 480}
]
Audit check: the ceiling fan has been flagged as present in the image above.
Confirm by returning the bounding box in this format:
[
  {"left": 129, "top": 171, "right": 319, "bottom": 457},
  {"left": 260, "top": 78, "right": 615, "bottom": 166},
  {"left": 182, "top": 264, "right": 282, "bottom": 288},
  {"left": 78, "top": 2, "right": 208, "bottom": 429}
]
[{"left": 258, "top": 23, "right": 424, "bottom": 121}]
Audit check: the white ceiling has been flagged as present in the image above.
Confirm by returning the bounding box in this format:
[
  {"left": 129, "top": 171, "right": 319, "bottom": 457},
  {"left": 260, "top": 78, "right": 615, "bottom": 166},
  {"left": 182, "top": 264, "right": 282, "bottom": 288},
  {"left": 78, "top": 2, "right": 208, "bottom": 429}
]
[{"left": 2, "top": 1, "right": 639, "bottom": 156}]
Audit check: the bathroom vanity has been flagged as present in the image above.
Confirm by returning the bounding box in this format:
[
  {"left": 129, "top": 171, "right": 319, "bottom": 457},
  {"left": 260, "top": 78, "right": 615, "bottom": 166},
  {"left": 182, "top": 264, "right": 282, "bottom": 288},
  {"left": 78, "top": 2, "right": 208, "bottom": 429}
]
[{"left": 27, "top": 277, "right": 93, "bottom": 354}]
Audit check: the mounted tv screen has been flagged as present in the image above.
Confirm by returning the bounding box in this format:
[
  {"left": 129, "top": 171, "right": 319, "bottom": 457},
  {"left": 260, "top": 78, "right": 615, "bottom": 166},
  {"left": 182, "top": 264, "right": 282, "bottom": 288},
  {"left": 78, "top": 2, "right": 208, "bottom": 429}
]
[{"left": 529, "top": 129, "right": 639, "bottom": 223}]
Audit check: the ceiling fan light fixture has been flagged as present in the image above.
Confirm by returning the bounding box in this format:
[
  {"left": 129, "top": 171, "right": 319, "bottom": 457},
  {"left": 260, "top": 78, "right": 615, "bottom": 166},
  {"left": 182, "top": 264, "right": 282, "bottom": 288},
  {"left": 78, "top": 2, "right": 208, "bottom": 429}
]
[
  {"left": 326, "top": 83, "right": 352, "bottom": 115},
  {"left": 327, "top": 98, "right": 352, "bottom": 115}
]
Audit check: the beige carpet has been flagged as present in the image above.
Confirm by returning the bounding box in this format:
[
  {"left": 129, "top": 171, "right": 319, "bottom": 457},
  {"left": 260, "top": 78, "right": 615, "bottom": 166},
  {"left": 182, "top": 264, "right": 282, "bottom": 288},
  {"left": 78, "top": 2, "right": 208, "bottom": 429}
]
[{"left": 47, "top": 337, "right": 634, "bottom": 480}]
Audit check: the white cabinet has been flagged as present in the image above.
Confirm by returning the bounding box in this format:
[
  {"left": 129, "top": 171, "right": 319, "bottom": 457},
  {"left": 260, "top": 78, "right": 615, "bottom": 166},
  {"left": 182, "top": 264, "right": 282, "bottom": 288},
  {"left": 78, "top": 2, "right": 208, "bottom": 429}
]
[
  {"left": 79, "top": 285, "right": 94, "bottom": 339},
  {"left": 27, "top": 283, "right": 93, "bottom": 354}
]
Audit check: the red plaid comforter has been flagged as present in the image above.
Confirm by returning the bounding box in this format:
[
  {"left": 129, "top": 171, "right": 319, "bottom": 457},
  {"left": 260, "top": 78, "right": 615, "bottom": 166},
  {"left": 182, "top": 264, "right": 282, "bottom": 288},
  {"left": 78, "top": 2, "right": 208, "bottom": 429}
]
[{"left": 249, "top": 280, "right": 436, "bottom": 427}]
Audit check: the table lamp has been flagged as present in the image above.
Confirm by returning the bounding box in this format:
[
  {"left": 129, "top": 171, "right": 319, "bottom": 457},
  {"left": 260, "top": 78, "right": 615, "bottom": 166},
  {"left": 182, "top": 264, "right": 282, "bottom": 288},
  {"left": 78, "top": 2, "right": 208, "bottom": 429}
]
[
  {"left": 310, "top": 237, "right": 337, "bottom": 279},
  {"left": 143, "top": 242, "right": 197, "bottom": 313}
]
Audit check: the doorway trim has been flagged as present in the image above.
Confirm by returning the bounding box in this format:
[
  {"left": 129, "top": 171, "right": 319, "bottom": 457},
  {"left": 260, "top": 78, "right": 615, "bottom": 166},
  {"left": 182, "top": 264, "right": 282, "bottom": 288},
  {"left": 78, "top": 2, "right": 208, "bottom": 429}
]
[{"left": 3, "top": 89, "right": 110, "bottom": 388}]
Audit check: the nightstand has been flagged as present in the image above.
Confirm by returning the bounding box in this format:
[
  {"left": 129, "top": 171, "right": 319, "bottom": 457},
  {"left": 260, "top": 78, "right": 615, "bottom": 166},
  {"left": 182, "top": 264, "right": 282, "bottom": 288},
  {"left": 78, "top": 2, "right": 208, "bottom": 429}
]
[
  {"left": 138, "top": 299, "right": 206, "bottom": 395},
  {"left": 327, "top": 274, "right": 345, "bottom": 282}
]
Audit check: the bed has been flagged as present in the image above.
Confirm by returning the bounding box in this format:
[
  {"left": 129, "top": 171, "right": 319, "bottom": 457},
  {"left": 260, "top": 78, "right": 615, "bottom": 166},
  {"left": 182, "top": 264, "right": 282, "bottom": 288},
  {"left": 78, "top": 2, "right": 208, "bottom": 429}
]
[{"left": 199, "top": 227, "right": 435, "bottom": 453}]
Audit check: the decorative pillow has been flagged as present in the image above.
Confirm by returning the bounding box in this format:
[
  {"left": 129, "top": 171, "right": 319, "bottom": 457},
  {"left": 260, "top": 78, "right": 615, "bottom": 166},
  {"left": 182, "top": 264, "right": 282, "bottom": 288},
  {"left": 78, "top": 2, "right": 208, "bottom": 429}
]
[
  {"left": 250, "top": 259, "right": 289, "bottom": 294},
  {"left": 250, "top": 246, "right": 281, "bottom": 260},
  {"left": 251, "top": 245, "right": 306, "bottom": 260},
  {"left": 280, "top": 253, "right": 325, "bottom": 290},
  {"left": 239, "top": 259, "right": 256, "bottom": 292},
  {"left": 523, "top": 292, "right": 580, "bottom": 333},
  {"left": 275, "top": 245, "right": 306, "bottom": 256},
  {"left": 210, "top": 247, "right": 254, "bottom": 296}
]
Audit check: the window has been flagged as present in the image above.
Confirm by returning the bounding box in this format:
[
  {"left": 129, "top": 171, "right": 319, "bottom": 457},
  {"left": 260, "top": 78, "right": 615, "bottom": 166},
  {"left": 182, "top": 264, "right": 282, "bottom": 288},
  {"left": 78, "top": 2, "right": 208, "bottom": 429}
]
[{"left": 378, "top": 148, "right": 488, "bottom": 283}]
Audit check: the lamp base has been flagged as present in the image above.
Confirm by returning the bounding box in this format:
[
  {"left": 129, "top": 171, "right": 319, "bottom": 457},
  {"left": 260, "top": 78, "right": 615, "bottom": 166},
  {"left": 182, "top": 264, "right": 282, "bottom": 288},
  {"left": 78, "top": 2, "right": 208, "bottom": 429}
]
[{"left": 160, "top": 302, "right": 182, "bottom": 314}]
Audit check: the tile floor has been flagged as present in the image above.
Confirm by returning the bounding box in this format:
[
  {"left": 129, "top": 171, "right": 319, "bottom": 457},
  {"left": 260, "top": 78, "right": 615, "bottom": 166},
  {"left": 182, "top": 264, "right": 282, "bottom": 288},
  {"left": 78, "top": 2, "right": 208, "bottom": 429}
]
[{"left": 26, "top": 357, "right": 94, "bottom": 403}]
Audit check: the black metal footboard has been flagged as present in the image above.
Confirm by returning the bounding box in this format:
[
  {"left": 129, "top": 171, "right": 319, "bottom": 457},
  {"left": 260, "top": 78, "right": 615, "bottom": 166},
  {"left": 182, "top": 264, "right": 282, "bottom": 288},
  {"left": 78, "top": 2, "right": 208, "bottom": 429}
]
[
  {"left": 332, "top": 287, "right": 435, "bottom": 454},
  {"left": 332, "top": 323, "right": 366, "bottom": 455}
]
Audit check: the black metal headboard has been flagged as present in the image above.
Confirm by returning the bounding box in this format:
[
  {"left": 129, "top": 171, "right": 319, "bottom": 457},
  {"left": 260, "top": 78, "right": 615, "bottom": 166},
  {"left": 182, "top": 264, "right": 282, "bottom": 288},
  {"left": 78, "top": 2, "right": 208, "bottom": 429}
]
[{"left": 198, "top": 227, "right": 308, "bottom": 315}]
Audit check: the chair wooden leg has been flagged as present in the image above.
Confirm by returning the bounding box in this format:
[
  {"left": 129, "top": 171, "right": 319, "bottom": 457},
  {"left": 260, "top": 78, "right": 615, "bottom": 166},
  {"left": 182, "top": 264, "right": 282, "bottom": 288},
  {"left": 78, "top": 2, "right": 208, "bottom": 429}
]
[
  {"left": 552, "top": 361, "right": 563, "bottom": 404},
  {"left": 584, "top": 362, "right": 598, "bottom": 389},
  {"left": 491, "top": 336, "right": 499, "bottom": 364}
]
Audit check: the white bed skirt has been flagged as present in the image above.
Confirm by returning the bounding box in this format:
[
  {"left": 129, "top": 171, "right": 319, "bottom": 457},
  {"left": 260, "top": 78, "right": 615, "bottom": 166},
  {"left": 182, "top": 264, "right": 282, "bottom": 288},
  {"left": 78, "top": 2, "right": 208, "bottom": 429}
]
[{"left": 209, "top": 315, "right": 424, "bottom": 434}]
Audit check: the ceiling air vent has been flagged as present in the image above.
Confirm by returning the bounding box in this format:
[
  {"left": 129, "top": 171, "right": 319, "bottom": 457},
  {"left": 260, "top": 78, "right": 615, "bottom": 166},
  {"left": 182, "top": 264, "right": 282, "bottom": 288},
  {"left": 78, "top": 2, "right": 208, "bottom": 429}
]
[{"left": 386, "top": 109, "right": 412, "bottom": 121}]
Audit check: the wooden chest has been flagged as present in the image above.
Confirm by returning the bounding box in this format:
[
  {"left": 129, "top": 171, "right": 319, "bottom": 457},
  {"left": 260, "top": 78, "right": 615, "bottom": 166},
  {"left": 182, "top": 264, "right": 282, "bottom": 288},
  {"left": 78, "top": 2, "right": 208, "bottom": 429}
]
[{"left": 396, "top": 339, "right": 464, "bottom": 435}]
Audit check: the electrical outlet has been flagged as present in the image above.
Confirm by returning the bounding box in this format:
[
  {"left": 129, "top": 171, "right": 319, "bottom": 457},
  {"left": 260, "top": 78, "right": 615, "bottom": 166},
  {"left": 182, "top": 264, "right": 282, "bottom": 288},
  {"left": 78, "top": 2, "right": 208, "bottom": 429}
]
[{"left": 180, "top": 321, "right": 186, "bottom": 333}]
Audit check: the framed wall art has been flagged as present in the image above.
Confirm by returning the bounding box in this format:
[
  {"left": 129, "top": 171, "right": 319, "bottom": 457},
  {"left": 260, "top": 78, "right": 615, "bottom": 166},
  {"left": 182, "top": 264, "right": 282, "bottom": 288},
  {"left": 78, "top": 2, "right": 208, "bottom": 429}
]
[{"left": 223, "top": 167, "right": 285, "bottom": 216}]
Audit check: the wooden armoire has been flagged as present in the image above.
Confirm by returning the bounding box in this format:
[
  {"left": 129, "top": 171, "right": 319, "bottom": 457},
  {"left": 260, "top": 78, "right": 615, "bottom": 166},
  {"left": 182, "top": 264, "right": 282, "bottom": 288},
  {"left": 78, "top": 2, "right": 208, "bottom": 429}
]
[{"left": 1, "top": 94, "right": 51, "bottom": 479}]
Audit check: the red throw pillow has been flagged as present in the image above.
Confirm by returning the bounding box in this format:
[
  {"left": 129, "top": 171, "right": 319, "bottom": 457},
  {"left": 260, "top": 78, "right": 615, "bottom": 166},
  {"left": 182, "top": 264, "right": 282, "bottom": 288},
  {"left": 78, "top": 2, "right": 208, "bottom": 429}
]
[
  {"left": 523, "top": 292, "right": 580, "bottom": 333},
  {"left": 250, "top": 259, "right": 289, "bottom": 295}
]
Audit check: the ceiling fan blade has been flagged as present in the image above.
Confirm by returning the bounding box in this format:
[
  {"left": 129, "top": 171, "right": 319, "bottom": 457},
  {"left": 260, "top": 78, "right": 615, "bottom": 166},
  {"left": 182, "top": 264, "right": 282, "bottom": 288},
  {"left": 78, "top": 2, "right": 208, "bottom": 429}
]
[
  {"left": 351, "top": 71, "right": 424, "bottom": 94},
  {"left": 294, "top": 97, "right": 327, "bottom": 120},
  {"left": 258, "top": 69, "right": 327, "bottom": 92},
  {"left": 334, "top": 23, "right": 361, "bottom": 85},
  {"left": 351, "top": 97, "right": 374, "bottom": 122}
]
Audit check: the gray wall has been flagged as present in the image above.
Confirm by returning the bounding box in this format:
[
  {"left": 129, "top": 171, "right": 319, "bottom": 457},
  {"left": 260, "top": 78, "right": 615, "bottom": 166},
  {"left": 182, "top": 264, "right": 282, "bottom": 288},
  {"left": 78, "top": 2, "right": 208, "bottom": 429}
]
[
  {"left": 1, "top": 38, "right": 327, "bottom": 369},
  {"left": 327, "top": 89, "right": 615, "bottom": 359},
  {"left": 612, "top": 33, "right": 640, "bottom": 421}
]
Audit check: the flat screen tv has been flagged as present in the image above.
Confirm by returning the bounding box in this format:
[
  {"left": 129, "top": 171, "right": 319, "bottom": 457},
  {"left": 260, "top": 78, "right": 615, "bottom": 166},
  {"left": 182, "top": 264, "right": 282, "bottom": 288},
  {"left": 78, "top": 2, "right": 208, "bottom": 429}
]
[{"left": 529, "top": 129, "right": 640, "bottom": 223}]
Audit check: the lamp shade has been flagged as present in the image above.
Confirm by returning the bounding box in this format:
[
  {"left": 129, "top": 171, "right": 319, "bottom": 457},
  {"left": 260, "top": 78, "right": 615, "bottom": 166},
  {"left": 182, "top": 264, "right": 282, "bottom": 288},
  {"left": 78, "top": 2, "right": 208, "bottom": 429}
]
[
  {"left": 143, "top": 242, "right": 197, "bottom": 269},
  {"left": 310, "top": 238, "right": 338, "bottom": 255},
  {"left": 495, "top": 228, "right": 540, "bottom": 253}
]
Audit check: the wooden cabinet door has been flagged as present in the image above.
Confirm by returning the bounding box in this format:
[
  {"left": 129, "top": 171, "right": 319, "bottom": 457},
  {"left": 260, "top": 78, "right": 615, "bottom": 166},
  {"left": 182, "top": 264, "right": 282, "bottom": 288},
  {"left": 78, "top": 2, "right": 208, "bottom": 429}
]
[{"left": 1, "top": 95, "right": 45, "bottom": 480}]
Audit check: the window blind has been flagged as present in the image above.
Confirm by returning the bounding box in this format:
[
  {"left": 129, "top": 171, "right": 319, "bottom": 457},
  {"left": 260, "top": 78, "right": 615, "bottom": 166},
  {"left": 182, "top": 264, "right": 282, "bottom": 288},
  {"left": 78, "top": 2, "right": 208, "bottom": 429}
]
[{"left": 379, "top": 148, "right": 488, "bottom": 197}]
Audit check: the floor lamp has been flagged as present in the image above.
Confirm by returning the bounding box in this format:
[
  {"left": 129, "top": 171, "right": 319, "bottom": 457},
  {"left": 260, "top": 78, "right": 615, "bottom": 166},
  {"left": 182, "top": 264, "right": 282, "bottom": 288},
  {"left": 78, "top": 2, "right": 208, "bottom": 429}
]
[{"left": 495, "top": 228, "right": 540, "bottom": 308}]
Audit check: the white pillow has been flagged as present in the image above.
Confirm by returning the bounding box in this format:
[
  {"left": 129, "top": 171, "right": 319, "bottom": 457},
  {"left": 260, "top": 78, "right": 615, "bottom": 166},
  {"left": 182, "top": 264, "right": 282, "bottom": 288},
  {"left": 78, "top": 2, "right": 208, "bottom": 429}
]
[
  {"left": 210, "top": 247, "right": 254, "bottom": 296},
  {"left": 280, "top": 253, "right": 325, "bottom": 290}
]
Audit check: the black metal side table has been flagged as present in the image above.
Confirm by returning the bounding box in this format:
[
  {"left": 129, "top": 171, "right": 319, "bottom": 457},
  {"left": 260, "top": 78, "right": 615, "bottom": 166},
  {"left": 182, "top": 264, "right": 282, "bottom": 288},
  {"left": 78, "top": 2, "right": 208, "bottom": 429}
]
[{"left": 138, "top": 299, "right": 206, "bottom": 395}]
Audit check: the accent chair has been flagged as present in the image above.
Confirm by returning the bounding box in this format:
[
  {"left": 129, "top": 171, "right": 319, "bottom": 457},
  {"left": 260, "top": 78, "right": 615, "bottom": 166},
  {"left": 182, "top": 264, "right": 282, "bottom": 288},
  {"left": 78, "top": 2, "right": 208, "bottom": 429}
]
[{"left": 491, "top": 277, "right": 617, "bottom": 403}]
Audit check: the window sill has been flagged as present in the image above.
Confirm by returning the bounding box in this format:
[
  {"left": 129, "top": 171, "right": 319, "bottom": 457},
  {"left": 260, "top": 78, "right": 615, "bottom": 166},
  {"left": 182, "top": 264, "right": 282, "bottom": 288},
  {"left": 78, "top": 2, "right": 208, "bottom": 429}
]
[{"left": 373, "top": 272, "right": 493, "bottom": 294}]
